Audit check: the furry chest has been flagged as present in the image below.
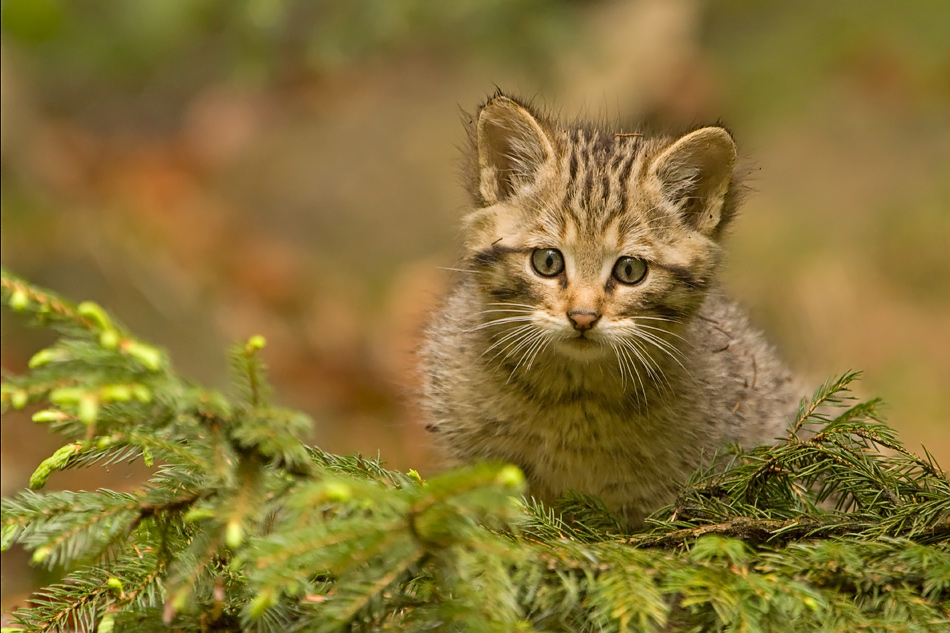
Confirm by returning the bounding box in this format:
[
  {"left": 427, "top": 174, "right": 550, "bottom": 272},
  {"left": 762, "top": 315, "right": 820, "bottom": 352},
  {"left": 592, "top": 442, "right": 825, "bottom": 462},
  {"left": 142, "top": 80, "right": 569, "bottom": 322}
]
[{"left": 477, "top": 392, "right": 691, "bottom": 500}]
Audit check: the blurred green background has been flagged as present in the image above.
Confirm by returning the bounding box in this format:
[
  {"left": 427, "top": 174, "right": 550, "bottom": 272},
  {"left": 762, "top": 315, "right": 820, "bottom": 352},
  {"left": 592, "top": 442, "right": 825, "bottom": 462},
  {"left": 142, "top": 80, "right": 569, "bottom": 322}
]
[{"left": 2, "top": 0, "right": 948, "bottom": 610}]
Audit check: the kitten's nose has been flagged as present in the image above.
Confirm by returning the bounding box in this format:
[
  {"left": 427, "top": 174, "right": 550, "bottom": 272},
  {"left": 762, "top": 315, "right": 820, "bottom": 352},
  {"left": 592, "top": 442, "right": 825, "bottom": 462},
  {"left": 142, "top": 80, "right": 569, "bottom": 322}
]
[{"left": 568, "top": 310, "right": 600, "bottom": 331}]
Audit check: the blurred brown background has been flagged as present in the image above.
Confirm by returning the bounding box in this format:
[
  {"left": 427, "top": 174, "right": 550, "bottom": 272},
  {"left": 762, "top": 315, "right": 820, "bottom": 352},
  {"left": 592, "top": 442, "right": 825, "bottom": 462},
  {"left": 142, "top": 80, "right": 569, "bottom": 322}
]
[{"left": 2, "top": 0, "right": 948, "bottom": 609}]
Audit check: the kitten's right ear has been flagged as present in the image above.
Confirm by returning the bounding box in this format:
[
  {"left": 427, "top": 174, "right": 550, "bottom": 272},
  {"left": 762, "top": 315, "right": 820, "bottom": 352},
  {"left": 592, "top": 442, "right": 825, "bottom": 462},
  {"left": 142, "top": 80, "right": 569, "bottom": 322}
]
[
  {"left": 648, "top": 126, "right": 737, "bottom": 236},
  {"left": 475, "top": 96, "right": 555, "bottom": 205}
]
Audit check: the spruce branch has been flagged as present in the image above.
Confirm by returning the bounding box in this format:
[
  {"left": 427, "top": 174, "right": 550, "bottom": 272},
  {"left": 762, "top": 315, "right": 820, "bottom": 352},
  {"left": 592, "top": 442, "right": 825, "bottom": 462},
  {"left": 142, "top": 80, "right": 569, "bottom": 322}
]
[
  {"left": 789, "top": 370, "right": 862, "bottom": 435},
  {"left": 2, "top": 269, "right": 949, "bottom": 632}
]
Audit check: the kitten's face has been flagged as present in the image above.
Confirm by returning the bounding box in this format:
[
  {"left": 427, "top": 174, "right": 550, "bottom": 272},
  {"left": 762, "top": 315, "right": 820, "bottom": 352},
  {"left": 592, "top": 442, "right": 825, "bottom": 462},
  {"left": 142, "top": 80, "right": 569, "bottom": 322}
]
[
  {"left": 462, "top": 95, "right": 738, "bottom": 373},
  {"left": 467, "top": 187, "right": 717, "bottom": 369},
  {"left": 479, "top": 221, "right": 706, "bottom": 363}
]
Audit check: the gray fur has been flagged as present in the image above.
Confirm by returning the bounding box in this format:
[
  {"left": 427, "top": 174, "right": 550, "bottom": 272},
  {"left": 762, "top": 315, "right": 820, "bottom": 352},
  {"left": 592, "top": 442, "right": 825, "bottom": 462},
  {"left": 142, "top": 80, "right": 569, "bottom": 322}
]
[{"left": 420, "top": 93, "right": 804, "bottom": 528}]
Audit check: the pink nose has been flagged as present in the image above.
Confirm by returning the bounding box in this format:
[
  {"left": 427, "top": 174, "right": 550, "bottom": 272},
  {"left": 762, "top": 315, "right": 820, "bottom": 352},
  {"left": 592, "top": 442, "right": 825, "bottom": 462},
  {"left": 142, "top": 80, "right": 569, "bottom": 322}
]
[{"left": 568, "top": 310, "right": 600, "bottom": 331}]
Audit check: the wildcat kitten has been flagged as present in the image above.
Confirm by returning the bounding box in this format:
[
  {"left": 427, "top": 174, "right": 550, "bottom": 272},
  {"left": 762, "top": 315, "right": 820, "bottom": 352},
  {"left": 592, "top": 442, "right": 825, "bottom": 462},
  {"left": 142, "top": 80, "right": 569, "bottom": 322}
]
[{"left": 420, "top": 93, "right": 804, "bottom": 528}]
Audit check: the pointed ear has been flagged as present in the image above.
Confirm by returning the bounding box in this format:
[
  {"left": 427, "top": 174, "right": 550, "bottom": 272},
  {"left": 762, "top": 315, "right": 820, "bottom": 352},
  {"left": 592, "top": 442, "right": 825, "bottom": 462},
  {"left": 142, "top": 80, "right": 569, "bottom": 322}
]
[
  {"left": 648, "top": 127, "right": 737, "bottom": 235},
  {"left": 475, "top": 96, "right": 555, "bottom": 205}
]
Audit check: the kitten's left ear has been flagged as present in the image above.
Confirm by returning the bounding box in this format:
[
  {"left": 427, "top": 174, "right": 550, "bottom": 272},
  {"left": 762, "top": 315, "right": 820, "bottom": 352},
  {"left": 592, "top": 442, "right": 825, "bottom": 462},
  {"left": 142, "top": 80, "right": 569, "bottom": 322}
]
[
  {"left": 475, "top": 96, "right": 555, "bottom": 205},
  {"left": 648, "top": 127, "right": 737, "bottom": 236}
]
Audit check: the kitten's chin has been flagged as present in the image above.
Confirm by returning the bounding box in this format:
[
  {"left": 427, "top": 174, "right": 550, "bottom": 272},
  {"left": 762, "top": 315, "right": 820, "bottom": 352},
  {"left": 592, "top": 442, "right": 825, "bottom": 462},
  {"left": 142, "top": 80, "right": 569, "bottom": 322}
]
[{"left": 553, "top": 336, "right": 609, "bottom": 362}]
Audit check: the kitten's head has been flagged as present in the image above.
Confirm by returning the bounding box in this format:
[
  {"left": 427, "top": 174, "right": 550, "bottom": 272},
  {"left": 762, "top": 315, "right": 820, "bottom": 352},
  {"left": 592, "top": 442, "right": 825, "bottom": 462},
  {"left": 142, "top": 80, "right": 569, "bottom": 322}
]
[{"left": 461, "top": 93, "right": 741, "bottom": 369}]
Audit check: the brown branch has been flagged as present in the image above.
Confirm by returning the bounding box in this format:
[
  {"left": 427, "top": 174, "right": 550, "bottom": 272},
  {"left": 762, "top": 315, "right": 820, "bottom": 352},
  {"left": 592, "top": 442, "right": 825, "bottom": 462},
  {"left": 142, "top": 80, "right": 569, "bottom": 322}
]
[{"left": 1, "top": 274, "right": 96, "bottom": 330}]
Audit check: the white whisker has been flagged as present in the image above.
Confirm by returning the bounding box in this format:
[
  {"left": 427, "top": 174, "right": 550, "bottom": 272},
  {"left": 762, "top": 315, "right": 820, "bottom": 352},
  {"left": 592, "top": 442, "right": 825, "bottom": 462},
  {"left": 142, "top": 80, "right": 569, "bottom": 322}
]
[
  {"left": 475, "top": 308, "right": 534, "bottom": 314},
  {"left": 504, "top": 329, "right": 543, "bottom": 366},
  {"left": 620, "top": 335, "right": 669, "bottom": 393},
  {"left": 486, "top": 302, "right": 537, "bottom": 310},
  {"left": 528, "top": 333, "right": 555, "bottom": 370},
  {"left": 481, "top": 324, "right": 536, "bottom": 360},
  {"left": 633, "top": 328, "right": 687, "bottom": 361},
  {"left": 616, "top": 339, "right": 648, "bottom": 408},
  {"left": 508, "top": 331, "right": 548, "bottom": 383},
  {"left": 632, "top": 328, "right": 690, "bottom": 376},
  {"left": 436, "top": 267, "right": 477, "bottom": 274},
  {"left": 634, "top": 323, "right": 692, "bottom": 346},
  {"left": 466, "top": 315, "right": 535, "bottom": 333},
  {"left": 610, "top": 342, "right": 626, "bottom": 387}
]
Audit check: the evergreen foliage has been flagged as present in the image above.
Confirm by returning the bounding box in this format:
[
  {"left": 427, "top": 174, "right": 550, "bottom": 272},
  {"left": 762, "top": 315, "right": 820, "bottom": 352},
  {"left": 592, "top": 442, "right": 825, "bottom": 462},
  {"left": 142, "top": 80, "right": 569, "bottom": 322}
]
[{"left": 1, "top": 268, "right": 948, "bottom": 632}]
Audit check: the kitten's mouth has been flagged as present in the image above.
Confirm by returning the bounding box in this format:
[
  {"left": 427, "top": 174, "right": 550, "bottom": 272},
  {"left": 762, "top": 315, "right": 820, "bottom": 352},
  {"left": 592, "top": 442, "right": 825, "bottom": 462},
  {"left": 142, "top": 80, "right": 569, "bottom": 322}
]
[{"left": 554, "top": 333, "right": 606, "bottom": 360}]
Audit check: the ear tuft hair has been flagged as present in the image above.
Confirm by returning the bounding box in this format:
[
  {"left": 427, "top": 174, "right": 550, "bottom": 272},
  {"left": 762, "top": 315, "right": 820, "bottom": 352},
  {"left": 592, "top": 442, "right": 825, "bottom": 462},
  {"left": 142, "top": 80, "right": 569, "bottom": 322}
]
[
  {"left": 648, "top": 126, "right": 738, "bottom": 236},
  {"left": 468, "top": 93, "right": 555, "bottom": 206}
]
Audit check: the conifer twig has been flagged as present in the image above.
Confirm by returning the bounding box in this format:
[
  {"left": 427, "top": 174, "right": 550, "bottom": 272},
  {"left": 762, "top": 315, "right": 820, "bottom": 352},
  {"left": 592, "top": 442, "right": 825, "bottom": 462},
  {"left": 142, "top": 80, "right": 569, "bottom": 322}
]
[{"left": 3, "top": 271, "right": 949, "bottom": 632}]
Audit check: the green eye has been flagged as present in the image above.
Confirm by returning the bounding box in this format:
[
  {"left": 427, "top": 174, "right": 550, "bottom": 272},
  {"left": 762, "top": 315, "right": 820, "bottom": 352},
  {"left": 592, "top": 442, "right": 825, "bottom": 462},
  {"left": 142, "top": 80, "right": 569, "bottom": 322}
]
[
  {"left": 612, "top": 256, "right": 647, "bottom": 285},
  {"left": 531, "top": 248, "right": 565, "bottom": 277}
]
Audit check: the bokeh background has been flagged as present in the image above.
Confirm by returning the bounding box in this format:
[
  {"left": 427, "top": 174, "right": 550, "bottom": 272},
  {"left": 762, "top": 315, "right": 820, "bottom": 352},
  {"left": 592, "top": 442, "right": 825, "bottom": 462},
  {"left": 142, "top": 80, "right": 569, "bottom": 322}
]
[{"left": 2, "top": 0, "right": 948, "bottom": 610}]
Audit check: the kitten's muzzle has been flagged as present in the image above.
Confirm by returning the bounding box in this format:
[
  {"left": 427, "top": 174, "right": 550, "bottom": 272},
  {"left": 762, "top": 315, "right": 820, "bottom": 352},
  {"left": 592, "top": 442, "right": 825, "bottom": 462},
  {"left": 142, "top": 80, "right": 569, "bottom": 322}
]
[{"left": 568, "top": 310, "right": 601, "bottom": 332}]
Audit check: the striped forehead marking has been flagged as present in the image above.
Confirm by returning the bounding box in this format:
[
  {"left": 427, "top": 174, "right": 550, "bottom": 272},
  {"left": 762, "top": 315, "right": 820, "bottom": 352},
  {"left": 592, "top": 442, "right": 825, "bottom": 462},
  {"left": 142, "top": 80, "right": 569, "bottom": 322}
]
[{"left": 558, "top": 128, "right": 643, "bottom": 235}]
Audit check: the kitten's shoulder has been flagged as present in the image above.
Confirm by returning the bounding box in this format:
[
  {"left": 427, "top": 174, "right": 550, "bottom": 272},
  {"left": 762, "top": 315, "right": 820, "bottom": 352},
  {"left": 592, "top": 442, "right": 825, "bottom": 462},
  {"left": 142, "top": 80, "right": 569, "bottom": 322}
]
[
  {"left": 691, "top": 292, "right": 801, "bottom": 443},
  {"left": 692, "top": 292, "right": 780, "bottom": 357}
]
